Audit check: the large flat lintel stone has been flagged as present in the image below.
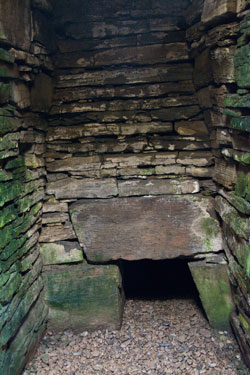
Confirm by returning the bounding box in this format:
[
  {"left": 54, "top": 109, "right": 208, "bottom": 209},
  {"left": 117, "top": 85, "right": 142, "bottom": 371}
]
[{"left": 70, "top": 195, "right": 223, "bottom": 263}]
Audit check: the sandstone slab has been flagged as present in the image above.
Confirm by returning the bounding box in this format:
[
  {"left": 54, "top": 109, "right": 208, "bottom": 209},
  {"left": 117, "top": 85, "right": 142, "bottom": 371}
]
[
  {"left": 43, "top": 263, "right": 124, "bottom": 331},
  {"left": 70, "top": 195, "right": 223, "bottom": 263},
  {"left": 46, "top": 178, "right": 118, "bottom": 199},
  {"left": 188, "top": 260, "right": 234, "bottom": 329}
]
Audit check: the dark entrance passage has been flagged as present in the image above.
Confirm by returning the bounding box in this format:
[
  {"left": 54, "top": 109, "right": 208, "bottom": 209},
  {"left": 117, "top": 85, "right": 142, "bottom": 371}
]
[{"left": 121, "top": 259, "right": 201, "bottom": 301}]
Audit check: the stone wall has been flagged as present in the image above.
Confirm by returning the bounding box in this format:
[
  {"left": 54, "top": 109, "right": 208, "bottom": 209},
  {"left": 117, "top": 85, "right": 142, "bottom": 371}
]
[
  {"left": 40, "top": 0, "right": 234, "bottom": 337},
  {"left": 42, "top": 0, "right": 216, "bottom": 254},
  {"left": 185, "top": 0, "right": 250, "bottom": 366},
  {"left": 0, "top": 0, "right": 250, "bottom": 372},
  {"left": 0, "top": 1, "right": 54, "bottom": 374}
]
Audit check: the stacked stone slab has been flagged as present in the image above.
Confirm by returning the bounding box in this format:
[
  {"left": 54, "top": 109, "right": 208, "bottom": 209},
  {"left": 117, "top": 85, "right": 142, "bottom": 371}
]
[
  {"left": 39, "top": 0, "right": 235, "bottom": 339},
  {"left": 0, "top": 1, "right": 53, "bottom": 374},
  {"left": 1, "top": 0, "right": 250, "bottom": 373},
  {"left": 186, "top": 0, "right": 250, "bottom": 366}
]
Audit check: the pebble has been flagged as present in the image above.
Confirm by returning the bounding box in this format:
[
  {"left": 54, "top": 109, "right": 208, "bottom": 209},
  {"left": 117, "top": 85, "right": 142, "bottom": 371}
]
[{"left": 24, "top": 298, "right": 248, "bottom": 375}]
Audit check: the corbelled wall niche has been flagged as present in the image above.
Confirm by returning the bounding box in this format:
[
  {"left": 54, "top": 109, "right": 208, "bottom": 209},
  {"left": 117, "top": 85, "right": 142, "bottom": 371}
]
[{"left": 0, "top": 0, "right": 250, "bottom": 374}]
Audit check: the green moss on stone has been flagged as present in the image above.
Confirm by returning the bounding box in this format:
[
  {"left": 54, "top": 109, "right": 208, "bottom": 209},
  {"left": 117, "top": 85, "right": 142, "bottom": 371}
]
[
  {"left": 235, "top": 172, "right": 250, "bottom": 200},
  {"left": 201, "top": 217, "right": 220, "bottom": 252},
  {"left": 188, "top": 262, "right": 234, "bottom": 330},
  {"left": 43, "top": 264, "right": 123, "bottom": 331},
  {"left": 235, "top": 44, "right": 250, "bottom": 88},
  {"left": 224, "top": 93, "right": 250, "bottom": 108},
  {"left": 0, "top": 48, "right": 14, "bottom": 64},
  {"left": 231, "top": 117, "right": 250, "bottom": 132}
]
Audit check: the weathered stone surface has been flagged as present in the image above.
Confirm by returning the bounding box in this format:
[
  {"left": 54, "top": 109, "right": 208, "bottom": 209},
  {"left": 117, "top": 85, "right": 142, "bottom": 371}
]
[
  {"left": 55, "top": 63, "right": 194, "bottom": 88},
  {"left": 0, "top": 293, "right": 47, "bottom": 375},
  {"left": 215, "top": 195, "right": 250, "bottom": 240},
  {"left": 231, "top": 117, "right": 250, "bottom": 133},
  {"left": 213, "top": 158, "right": 237, "bottom": 189},
  {"left": 175, "top": 121, "right": 208, "bottom": 136},
  {"left": 118, "top": 178, "right": 200, "bottom": 197},
  {"left": 235, "top": 44, "right": 250, "bottom": 88},
  {"left": 231, "top": 312, "right": 250, "bottom": 368},
  {"left": 201, "top": 0, "right": 236, "bottom": 26},
  {"left": 70, "top": 195, "right": 223, "bottom": 263},
  {"left": 177, "top": 151, "right": 213, "bottom": 166},
  {"left": 211, "top": 47, "right": 235, "bottom": 83},
  {"left": 194, "top": 50, "right": 213, "bottom": 89},
  {"left": 31, "top": 73, "right": 53, "bottom": 112},
  {"left": 43, "top": 263, "right": 124, "bottom": 331},
  {"left": 56, "top": 43, "right": 189, "bottom": 68},
  {"left": 47, "top": 156, "right": 101, "bottom": 172},
  {"left": 39, "top": 223, "right": 76, "bottom": 242},
  {"left": 46, "top": 178, "right": 118, "bottom": 199},
  {"left": 53, "top": 81, "right": 195, "bottom": 102},
  {"left": 188, "top": 260, "right": 234, "bottom": 329},
  {"left": 40, "top": 241, "right": 83, "bottom": 265},
  {"left": 0, "top": 0, "right": 31, "bottom": 50}
]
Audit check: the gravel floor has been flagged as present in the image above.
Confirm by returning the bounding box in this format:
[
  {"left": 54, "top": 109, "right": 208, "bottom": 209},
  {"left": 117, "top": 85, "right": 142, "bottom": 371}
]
[{"left": 24, "top": 298, "right": 248, "bottom": 375}]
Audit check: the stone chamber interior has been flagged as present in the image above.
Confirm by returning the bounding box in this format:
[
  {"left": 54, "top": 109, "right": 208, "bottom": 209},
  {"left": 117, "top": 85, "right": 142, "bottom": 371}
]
[{"left": 1, "top": 0, "right": 250, "bottom": 374}]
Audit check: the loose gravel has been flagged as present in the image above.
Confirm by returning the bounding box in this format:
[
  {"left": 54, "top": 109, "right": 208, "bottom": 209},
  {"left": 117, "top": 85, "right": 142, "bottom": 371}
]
[{"left": 24, "top": 298, "right": 248, "bottom": 375}]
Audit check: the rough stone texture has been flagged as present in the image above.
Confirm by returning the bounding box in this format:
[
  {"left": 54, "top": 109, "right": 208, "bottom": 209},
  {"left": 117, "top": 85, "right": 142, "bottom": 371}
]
[
  {"left": 40, "top": 242, "right": 83, "bottom": 265},
  {"left": 0, "top": 2, "right": 54, "bottom": 375},
  {"left": 70, "top": 195, "right": 223, "bottom": 263},
  {"left": 201, "top": 0, "right": 236, "bottom": 26},
  {"left": 188, "top": 259, "right": 234, "bottom": 329},
  {"left": 43, "top": 263, "right": 124, "bottom": 331}
]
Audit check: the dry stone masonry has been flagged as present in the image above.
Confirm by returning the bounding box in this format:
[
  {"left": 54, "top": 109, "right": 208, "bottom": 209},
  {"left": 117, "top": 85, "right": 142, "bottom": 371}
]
[{"left": 0, "top": 0, "right": 250, "bottom": 374}]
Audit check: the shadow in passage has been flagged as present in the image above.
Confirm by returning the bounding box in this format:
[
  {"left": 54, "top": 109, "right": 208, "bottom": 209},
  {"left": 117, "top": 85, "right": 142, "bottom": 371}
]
[{"left": 121, "top": 258, "right": 202, "bottom": 302}]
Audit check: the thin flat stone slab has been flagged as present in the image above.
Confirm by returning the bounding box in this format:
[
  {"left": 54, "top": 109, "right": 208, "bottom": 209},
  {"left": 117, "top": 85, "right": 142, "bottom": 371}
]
[
  {"left": 70, "top": 195, "right": 223, "bottom": 263},
  {"left": 188, "top": 259, "right": 234, "bottom": 330},
  {"left": 43, "top": 263, "right": 124, "bottom": 331}
]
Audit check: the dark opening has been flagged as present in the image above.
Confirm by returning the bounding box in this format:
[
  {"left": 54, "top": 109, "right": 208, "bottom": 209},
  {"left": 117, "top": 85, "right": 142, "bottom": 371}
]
[{"left": 122, "top": 259, "right": 200, "bottom": 301}]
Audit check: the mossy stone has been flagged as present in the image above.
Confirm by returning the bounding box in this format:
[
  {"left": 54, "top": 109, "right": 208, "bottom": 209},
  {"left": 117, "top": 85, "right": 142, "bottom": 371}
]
[
  {"left": 231, "top": 117, "right": 250, "bottom": 132},
  {"left": 43, "top": 263, "right": 124, "bottom": 331},
  {"left": 188, "top": 261, "right": 234, "bottom": 330},
  {"left": 235, "top": 44, "right": 250, "bottom": 88}
]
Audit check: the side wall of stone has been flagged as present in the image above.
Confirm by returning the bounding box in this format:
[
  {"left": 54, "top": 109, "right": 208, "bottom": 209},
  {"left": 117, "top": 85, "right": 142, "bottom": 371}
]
[
  {"left": 0, "top": 1, "right": 54, "bottom": 374},
  {"left": 186, "top": 0, "right": 250, "bottom": 366}
]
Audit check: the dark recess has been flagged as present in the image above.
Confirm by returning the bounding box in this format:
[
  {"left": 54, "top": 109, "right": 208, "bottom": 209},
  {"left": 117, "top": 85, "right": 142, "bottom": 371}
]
[{"left": 121, "top": 258, "right": 201, "bottom": 301}]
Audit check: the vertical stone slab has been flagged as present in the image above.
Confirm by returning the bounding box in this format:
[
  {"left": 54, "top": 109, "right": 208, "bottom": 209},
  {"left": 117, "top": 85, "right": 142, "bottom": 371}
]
[
  {"left": 188, "top": 260, "right": 234, "bottom": 330},
  {"left": 43, "top": 263, "right": 124, "bottom": 331}
]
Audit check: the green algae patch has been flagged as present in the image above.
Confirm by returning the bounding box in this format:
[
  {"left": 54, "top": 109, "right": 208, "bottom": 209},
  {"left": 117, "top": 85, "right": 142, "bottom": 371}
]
[
  {"left": 201, "top": 217, "right": 220, "bottom": 252},
  {"left": 231, "top": 117, "right": 250, "bottom": 132},
  {"left": 188, "top": 261, "right": 234, "bottom": 330},
  {"left": 43, "top": 263, "right": 124, "bottom": 331},
  {"left": 235, "top": 172, "right": 250, "bottom": 201}
]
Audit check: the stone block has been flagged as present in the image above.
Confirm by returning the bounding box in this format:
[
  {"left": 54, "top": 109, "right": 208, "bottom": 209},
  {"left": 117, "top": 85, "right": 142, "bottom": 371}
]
[
  {"left": 31, "top": 73, "right": 53, "bottom": 112},
  {"left": 56, "top": 43, "right": 189, "bottom": 68},
  {"left": 70, "top": 195, "right": 223, "bottom": 263},
  {"left": 0, "top": 293, "right": 47, "bottom": 375},
  {"left": 43, "top": 263, "right": 124, "bottom": 331},
  {"left": 213, "top": 158, "right": 237, "bottom": 189},
  {"left": 40, "top": 241, "right": 83, "bottom": 265},
  {"left": 39, "top": 223, "right": 76, "bottom": 242},
  {"left": 0, "top": 0, "right": 31, "bottom": 50},
  {"left": 46, "top": 178, "right": 118, "bottom": 199},
  {"left": 201, "top": 0, "right": 236, "bottom": 26},
  {"left": 175, "top": 121, "right": 208, "bottom": 136},
  {"left": 235, "top": 45, "right": 250, "bottom": 88},
  {"left": 188, "top": 260, "right": 234, "bottom": 329},
  {"left": 211, "top": 47, "right": 235, "bottom": 84},
  {"left": 55, "top": 64, "right": 193, "bottom": 88},
  {"left": 117, "top": 178, "right": 200, "bottom": 197}
]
